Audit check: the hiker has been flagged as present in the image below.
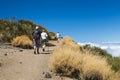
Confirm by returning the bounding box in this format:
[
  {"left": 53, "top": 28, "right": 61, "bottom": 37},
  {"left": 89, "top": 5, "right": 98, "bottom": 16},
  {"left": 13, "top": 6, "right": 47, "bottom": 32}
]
[
  {"left": 32, "top": 26, "right": 42, "bottom": 54},
  {"left": 41, "top": 30, "right": 48, "bottom": 52},
  {"left": 56, "top": 32, "right": 61, "bottom": 43}
]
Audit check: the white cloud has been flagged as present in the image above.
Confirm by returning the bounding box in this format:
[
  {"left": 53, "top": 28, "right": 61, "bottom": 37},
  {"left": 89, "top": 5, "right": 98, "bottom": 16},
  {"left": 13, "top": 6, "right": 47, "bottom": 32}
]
[
  {"left": 78, "top": 42, "right": 120, "bottom": 57},
  {"left": 100, "top": 46, "right": 108, "bottom": 49},
  {"left": 78, "top": 42, "right": 100, "bottom": 47}
]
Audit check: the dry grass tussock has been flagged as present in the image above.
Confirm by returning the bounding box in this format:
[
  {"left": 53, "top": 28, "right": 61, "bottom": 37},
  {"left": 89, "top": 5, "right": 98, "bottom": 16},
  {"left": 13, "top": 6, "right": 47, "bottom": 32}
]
[
  {"left": 59, "top": 36, "right": 82, "bottom": 51},
  {"left": 49, "top": 36, "right": 114, "bottom": 80},
  {"left": 81, "top": 52, "right": 112, "bottom": 80},
  {"left": 12, "top": 35, "right": 32, "bottom": 49},
  {"left": 49, "top": 45, "right": 83, "bottom": 77},
  {"left": 109, "top": 71, "right": 120, "bottom": 80}
]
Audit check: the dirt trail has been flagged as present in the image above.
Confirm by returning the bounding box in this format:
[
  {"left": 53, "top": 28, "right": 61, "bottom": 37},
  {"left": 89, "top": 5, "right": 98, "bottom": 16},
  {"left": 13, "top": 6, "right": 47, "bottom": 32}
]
[
  {"left": 0, "top": 42, "right": 73, "bottom": 80},
  {"left": 0, "top": 45, "right": 49, "bottom": 80}
]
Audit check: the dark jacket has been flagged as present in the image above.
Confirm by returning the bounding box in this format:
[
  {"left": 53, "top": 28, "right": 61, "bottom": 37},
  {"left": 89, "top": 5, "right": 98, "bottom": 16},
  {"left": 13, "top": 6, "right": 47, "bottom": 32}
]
[{"left": 32, "top": 29, "right": 41, "bottom": 39}]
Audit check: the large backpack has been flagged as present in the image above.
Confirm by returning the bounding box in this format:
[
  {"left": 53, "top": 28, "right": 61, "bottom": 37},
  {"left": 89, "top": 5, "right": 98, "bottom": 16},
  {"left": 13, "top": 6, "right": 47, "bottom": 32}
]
[{"left": 32, "top": 29, "right": 41, "bottom": 39}]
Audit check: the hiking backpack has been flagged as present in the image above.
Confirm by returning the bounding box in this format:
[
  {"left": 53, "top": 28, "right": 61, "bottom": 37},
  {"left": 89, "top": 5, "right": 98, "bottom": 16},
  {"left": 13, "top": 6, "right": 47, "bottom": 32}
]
[{"left": 32, "top": 29, "right": 41, "bottom": 39}]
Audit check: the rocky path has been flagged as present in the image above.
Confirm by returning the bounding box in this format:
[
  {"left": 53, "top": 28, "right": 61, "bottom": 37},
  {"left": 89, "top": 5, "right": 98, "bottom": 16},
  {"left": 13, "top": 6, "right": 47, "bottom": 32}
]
[{"left": 0, "top": 42, "right": 73, "bottom": 80}]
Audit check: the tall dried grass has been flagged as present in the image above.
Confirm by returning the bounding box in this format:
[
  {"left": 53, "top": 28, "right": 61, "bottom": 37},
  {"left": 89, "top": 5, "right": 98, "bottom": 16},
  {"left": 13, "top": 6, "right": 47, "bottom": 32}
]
[
  {"left": 12, "top": 35, "right": 32, "bottom": 49},
  {"left": 49, "top": 36, "right": 113, "bottom": 80},
  {"left": 49, "top": 45, "right": 82, "bottom": 78},
  {"left": 59, "top": 36, "right": 82, "bottom": 51},
  {"left": 109, "top": 71, "right": 120, "bottom": 80},
  {"left": 81, "top": 52, "right": 112, "bottom": 80}
]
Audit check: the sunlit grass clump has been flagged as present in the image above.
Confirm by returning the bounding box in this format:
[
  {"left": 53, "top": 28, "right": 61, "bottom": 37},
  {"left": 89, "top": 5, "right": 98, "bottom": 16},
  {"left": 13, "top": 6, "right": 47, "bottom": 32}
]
[
  {"left": 48, "top": 32, "right": 56, "bottom": 40},
  {"left": 81, "top": 53, "right": 112, "bottom": 80},
  {"left": 59, "top": 36, "right": 81, "bottom": 51},
  {"left": 109, "top": 71, "right": 120, "bottom": 80},
  {"left": 12, "top": 35, "right": 32, "bottom": 49},
  {"left": 49, "top": 36, "right": 113, "bottom": 80}
]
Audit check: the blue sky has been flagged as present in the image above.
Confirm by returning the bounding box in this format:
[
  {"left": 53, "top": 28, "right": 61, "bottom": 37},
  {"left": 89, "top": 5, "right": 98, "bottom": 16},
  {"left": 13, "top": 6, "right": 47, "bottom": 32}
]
[{"left": 0, "top": 0, "right": 120, "bottom": 43}]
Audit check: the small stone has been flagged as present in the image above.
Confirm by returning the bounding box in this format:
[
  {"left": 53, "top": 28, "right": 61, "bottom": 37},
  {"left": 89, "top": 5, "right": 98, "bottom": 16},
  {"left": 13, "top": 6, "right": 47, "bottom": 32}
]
[
  {"left": 44, "top": 72, "right": 52, "bottom": 78},
  {"left": 42, "top": 72, "right": 45, "bottom": 74},
  {"left": 4, "top": 53, "right": 7, "bottom": 56},
  {"left": 19, "top": 49, "right": 23, "bottom": 52},
  {"left": 19, "top": 62, "right": 22, "bottom": 64}
]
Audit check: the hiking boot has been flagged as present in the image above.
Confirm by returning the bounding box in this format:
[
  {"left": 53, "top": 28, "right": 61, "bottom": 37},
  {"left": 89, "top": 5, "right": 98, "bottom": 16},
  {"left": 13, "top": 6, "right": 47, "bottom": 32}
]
[
  {"left": 37, "top": 52, "right": 40, "bottom": 54},
  {"left": 42, "top": 48, "right": 45, "bottom": 52},
  {"left": 34, "top": 51, "right": 36, "bottom": 54}
]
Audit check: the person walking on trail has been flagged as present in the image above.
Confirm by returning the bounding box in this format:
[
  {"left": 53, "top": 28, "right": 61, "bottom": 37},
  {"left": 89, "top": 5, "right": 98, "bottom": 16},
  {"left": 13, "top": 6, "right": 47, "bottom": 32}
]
[
  {"left": 56, "top": 32, "right": 61, "bottom": 43},
  {"left": 32, "top": 26, "right": 42, "bottom": 54},
  {"left": 41, "top": 30, "right": 48, "bottom": 52}
]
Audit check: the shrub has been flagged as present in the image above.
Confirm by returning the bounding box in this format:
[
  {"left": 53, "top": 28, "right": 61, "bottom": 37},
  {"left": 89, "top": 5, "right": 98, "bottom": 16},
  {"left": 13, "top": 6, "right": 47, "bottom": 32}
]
[
  {"left": 59, "top": 36, "right": 73, "bottom": 45},
  {"left": 59, "top": 36, "right": 82, "bottom": 51},
  {"left": 48, "top": 32, "right": 56, "bottom": 40},
  {"left": 49, "top": 37, "right": 112, "bottom": 80},
  {"left": 109, "top": 71, "right": 120, "bottom": 80},
  {"left": 0, "top": 19, "right": 48, "bottom": 42},
  {"left": 83, "top": 44, "right": 112, "bottom": 57},
  {"left": 12, "top": 35, "right": 32, "bottom": 49},
  {"left": 83, "top": 44, "right": 120, "bottom": 72},
  {"left": 108, "top": 57, "right": 120, "bottom": 72},
  {"left": 49, "top": 45, "right": 82, "bottom": 78},
  {"left": 81, "top": 53, "right": 112, "bottom": 80}
]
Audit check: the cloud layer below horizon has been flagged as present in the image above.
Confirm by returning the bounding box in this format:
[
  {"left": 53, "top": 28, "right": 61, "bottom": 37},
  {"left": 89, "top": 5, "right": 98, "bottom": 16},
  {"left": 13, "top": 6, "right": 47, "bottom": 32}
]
[{"left": 78, "top": 42, "right": 120, "bottom": 57}]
